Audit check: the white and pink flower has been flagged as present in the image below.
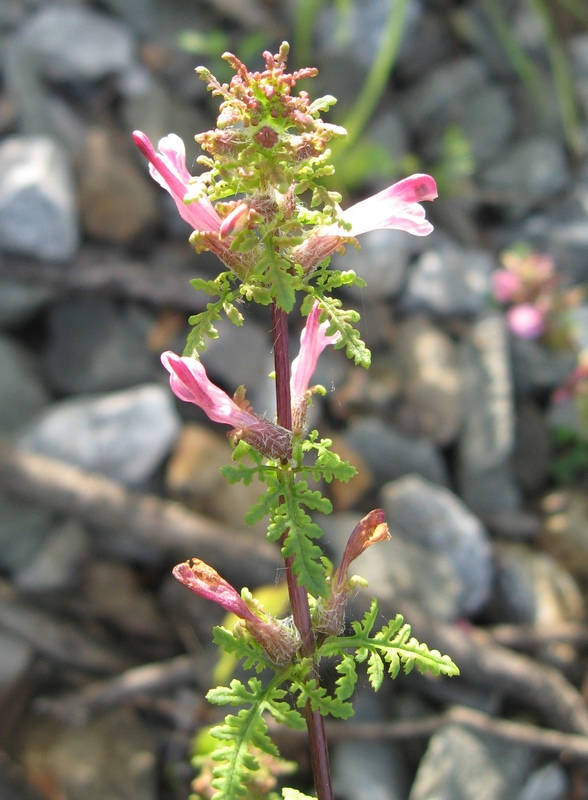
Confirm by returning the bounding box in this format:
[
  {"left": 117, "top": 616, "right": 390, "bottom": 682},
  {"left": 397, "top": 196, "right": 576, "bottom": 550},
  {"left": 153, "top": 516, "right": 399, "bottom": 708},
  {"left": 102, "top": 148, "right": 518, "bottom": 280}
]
[
  {"left": 161, "top": 351, "right": 291, "bottom": 459},
  {"left": 134, "top": 130, "right": 437, "bottom": 276},
  {"left": 290, "top": 301, "right": 341, "bottom": 433}
]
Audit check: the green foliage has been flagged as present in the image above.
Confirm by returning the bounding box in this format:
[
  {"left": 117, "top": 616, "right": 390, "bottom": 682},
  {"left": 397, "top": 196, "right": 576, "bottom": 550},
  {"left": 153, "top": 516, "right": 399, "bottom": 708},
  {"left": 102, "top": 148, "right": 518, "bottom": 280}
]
[
  {"left": 301, "top": 272, "right": 371, "bottom": 369},
  {"left": 201, "top": 597, "right": 458, "bottom": 799},
  {"left": 184, "top": 273, "right": 241, "bottom": 356},
  {"left": 319, "top": 599, "right": 460, "bottom": 683},
  {"left": 550, "top": 426, "right": 588, "bottom": 485},
  {"left": 205, "top": 674, "right": 305, "bottom": 800},
  {"left": 300, "top": 431, "right": 358, "bottom": 484},
  {"left": 267, "top": 472, "right": 330, "bottom": 597},
  {"left": 222, "top": 437, "right": 358, "bottom": 596}
]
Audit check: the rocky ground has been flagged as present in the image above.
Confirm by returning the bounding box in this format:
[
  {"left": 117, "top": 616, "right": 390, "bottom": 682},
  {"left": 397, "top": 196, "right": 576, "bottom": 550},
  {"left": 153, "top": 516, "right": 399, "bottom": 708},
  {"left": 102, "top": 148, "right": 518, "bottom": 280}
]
[{"left": 1, "top": 0, "right": 588, "bottom": 798}]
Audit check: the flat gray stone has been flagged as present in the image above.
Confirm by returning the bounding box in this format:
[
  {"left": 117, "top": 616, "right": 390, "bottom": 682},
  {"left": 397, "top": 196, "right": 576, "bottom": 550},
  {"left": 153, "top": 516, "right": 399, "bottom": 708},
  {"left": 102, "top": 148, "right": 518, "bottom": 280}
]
[
  {"left": 381, "top": 475, "right": 493, "bottom": 616},
  {"left": 18, "top": 384, "right": 180, "bottom": 486},
  {"left": 0, "top": 136, "right": 78, "bottom": 261},
  {"left": 19, "top": 6, "right": 135, "bottom": 82},
  {"left": 409, "top": 723, "right": 532, "bottom": 800}
]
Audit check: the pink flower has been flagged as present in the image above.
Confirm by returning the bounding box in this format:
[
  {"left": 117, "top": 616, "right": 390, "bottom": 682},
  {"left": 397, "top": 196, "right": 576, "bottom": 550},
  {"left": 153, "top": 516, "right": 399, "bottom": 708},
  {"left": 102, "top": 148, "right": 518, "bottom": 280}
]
[
  {"left": 133, "top": 131, "right": 257, "bottom": 277},
  {"left": 133, "top": 131, "right": 220, "bottom": 232},
  {"left": 290, "top": 301, "right": 341, "bottom": 432},
  {"left": 492, "top": 269, "right": 524, "bottom": 304},
  {"left": 174, "top": 560, "right": 261, "bottom": 621},
  {"left": 313, "top": 509, "right": 390, "bottom": 636},
  {"left": 506, "top": 303, "right": 545, "bottom": 340},
  {"left": 292, "top": 174, "right": 437, "bottom": 273},
  {"left": 332, "top": 174, "right": 438, "bottom": 238},
  {"left": 161, "top": 351, "right": 291, "bottom": 459},
  {"left": 174, "top": 559, "right": 300, "bottom": 665}
]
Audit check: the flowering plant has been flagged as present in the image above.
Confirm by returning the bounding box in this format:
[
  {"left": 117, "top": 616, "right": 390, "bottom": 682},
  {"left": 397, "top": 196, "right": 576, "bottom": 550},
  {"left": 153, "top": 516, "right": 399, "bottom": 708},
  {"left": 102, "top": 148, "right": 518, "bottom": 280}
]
[{"left": 135, "top": 43, "right": 457, "bottom": 800}]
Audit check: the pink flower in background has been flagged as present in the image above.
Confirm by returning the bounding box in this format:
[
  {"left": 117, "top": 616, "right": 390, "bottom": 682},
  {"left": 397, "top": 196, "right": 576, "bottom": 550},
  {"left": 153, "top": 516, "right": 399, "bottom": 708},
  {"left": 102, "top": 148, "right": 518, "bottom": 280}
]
[
  {"left": 174, "top": 560, "right": 300, "bottom": 665},
  {"left": 161, "top": 351, "right": 291, "bottom": 459},
  {"left": 492, "top": 269, "right": 524, "bottom": 304},
  {"left": 506, "top": 303, "right": 545, "bottom": 339}
]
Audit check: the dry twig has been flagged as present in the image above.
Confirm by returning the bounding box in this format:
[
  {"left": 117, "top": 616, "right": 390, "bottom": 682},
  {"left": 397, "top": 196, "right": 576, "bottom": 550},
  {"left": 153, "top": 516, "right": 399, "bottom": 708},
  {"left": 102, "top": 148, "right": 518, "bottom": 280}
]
[{"left": 0, "top": 441, "right": 280, "bottom": 587}]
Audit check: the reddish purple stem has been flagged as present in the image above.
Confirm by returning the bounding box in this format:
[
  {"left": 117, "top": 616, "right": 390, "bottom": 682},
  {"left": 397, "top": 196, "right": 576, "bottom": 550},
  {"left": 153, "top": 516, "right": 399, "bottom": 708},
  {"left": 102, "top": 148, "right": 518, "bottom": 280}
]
[{"left": 270, "top": 302, "right": 334, "bottom": 800}]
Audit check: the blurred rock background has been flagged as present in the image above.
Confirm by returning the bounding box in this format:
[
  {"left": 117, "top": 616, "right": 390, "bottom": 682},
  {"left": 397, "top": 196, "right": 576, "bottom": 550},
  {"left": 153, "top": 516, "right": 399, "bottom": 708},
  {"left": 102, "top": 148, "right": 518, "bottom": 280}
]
[{"left": 0, "top": 0, "right": 588, "bottom": 798}]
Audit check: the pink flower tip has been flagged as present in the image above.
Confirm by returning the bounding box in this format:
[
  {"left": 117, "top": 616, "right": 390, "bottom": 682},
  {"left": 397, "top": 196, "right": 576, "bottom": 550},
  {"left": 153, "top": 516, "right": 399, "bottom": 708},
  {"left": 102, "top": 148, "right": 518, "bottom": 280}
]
[{"left": 506, "top": 303, "right": 545, "bottom": 340}]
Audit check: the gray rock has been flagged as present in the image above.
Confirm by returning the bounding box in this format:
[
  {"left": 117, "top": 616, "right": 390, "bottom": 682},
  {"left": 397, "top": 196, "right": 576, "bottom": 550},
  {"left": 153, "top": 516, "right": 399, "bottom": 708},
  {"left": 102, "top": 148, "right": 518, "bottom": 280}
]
[
  {"left": 20, "top": 708, "right": 157, "bottom": 800},
  {"left": 200, "top": 316, "right": 274, "bottom": 410},
  {"left": 570, "top": 33, "right": 588, "bottom": 117},
  {"left": 344, "top": 416, "right": 449, "bottom": 490},
  {"left": 332, "top": 692, "right": 409, "bottom": 800},
  {"left": 400, "top": 57, "right": 487, "bottom": 132},
  {"left": 381, "top": 475, "right": 493, "bottom": 616},
  {"left": 394, "top": 315, "right": 463, "bottom": 445},
  {"left": 517, "top": 761, "right": 569, "bottom": 800},
  {"left": 0, "top": 491, "right": 54, "bottom": 573},
  {"left": 19, "top": 5, "right": 135, "bottom": 82},
  {"left": 0, "top": 629, "right": 33, "bottom": 691},
  {"left": 512, "top": 401, "right": 551, "bottom": 494},
  {"left": 486, "top": 542, "right": 584, "bottom": 626},
  {"left": 409, "top": 723, "right": 532, "bottom": 800},
  {"left": 460, "top": 84, "right": 515, "bottom": 165},
  {"left": 42, "top": 296, "right": 158, "bottom": 394},
  {"left": 511, "top": 337, "right": 577, "bottom": 395},
  {"left": 14, "top": 518, "right": 90, "bottom": 593},
  {"left": 480, "top": 136, "right": 569, "bottom": 210},
  {"left": 0, "top": 335, "right": 51, "bottom": 436},
  {"left": 0, "top": 136, "right": 79, "bottom": 261},
  {"left": 333, "top": 229, "right": 411, "bottom": 301},
  {"left": 18, "top": 384, "right": 180, "bottom": 486},
  {"left": 549, "top": 217, "right": 588, "bottom": 283},
  {"left": 0, "top": 279, "right": 53, "bottom": 328},
  {"left": 456, "top": 313, "right": 521, "bottom": 514},
  {"left": 400, "top": 242, "right": 495, "bottom": 317}
]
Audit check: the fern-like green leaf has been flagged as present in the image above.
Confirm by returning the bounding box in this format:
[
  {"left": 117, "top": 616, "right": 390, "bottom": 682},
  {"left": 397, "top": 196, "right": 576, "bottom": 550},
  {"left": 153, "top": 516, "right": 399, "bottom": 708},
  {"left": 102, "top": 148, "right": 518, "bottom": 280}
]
[
  {"left": 246, "top": 480, "right": 282, "bottom": 526},
  {"left": 294, "top": 679, "right": 354, "bottom": 720},
  {"left": 282, "top": 790, "right": 317, "bottom": 800},
  {"left": 212, "top": 626, "right": 268, "bottom": 673},
  {"left": 367, "top": 650, "right": 385, "bottom": 690},
  {"left": 321, "top": 599, "right": 460, "bottom": 680},
  {"left": 334, "top": 653, "right": 357, "bottom": 701},
  {"left": 205, "top": 676, "right": 300, "bottom": 800}
]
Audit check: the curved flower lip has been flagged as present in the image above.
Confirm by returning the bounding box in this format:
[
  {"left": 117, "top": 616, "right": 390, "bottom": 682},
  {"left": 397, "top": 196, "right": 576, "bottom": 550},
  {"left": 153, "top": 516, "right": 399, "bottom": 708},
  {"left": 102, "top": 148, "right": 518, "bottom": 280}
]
[
  {"left": 173, "top": 560, "right": 260, "bottom": 622},
  {"left": 161, "top": 351, "right": 292, "bottom": 459},
  {"left": 334, "top": 174, "right": 438, "bottom": 238},
  {"left": 290, "top": 300, "right": 341, "bottom": 402},
  {"left": 133, "top": 130, "right": 221, "bottom": 233},
  {"left": 333, "top": 508, "right": 390, "bottom": 592},
  {"left": 161, "top": 351, "right": 257, "bottom": 429}
]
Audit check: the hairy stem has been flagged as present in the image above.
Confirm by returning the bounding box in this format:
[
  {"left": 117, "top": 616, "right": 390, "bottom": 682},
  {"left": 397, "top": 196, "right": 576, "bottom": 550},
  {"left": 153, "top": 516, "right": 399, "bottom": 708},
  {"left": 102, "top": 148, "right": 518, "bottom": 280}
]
[{"left": 270, "top": 302, "right": 334, "bottom": 800}]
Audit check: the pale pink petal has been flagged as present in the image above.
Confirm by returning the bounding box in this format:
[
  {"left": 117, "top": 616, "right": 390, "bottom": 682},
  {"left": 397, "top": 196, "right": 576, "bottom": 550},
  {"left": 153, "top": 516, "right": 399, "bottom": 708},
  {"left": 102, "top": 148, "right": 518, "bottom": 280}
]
[
  {"left": 161, "top": 351, "right": 255, "bottom": 428},
  {"left": 291, "top": 301, "right": 341, "bottom": 401},
  {"left": 506, "top": 304, "right": 545, "bottom": 339},
  {"left": 161, "top": 351, "right": 293, "bottom": 459},
  {"left": 492, "top": 269, "right": 524, "bottom": 304},
  {"left": 133, "top": 131, "right": 221, "bottom": 233},
  {"left": 327, "top": 173, "right": 438, "bottom": 238}
]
